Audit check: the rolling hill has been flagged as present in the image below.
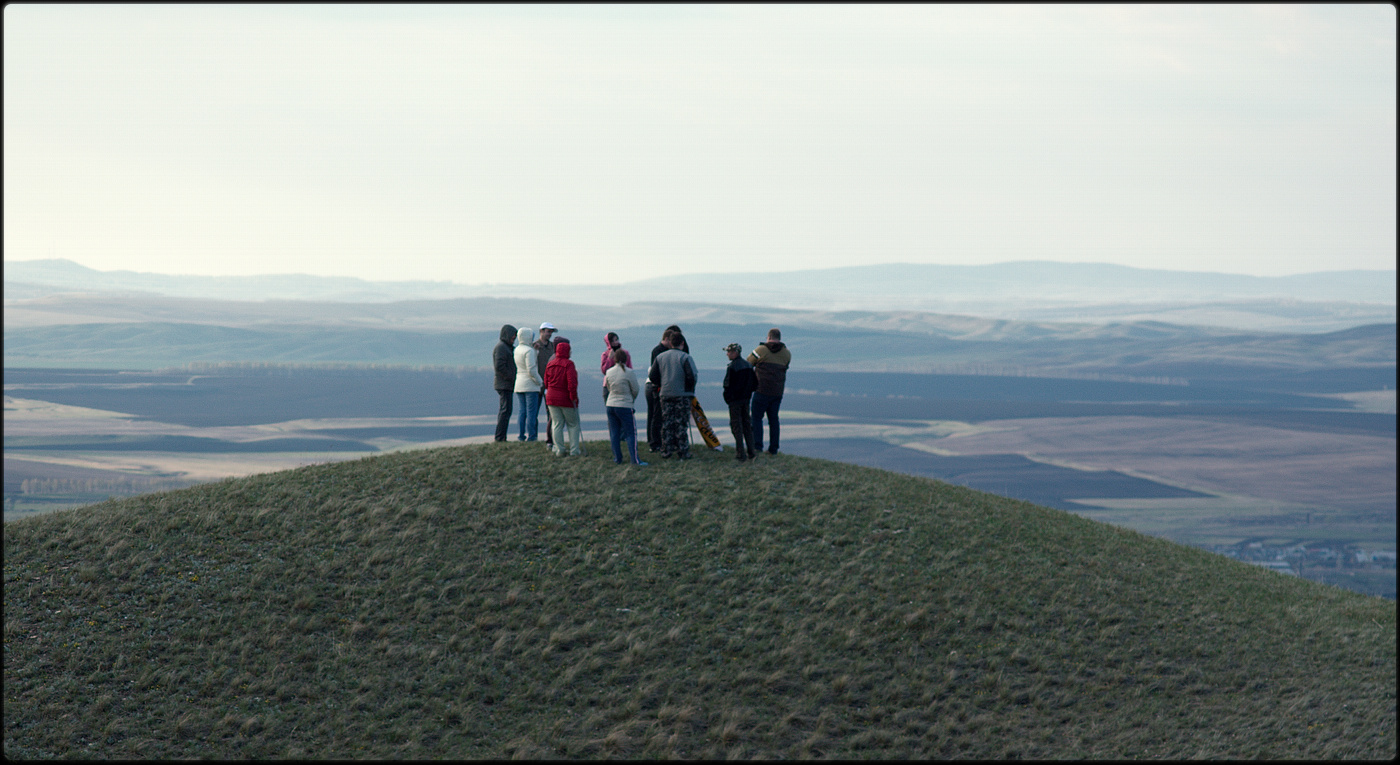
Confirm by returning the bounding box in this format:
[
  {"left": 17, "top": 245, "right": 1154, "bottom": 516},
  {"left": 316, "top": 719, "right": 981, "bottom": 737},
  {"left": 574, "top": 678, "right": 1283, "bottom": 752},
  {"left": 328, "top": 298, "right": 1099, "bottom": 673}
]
[
  {"left": 4, "top": 302, "right": 1394, "bottom": 382},
  {"left": 4, "top": 442, "right": 1394, "bottom": 758},
  {"left": 6, "top": 258, "right": 1395, "bottom": 332}
]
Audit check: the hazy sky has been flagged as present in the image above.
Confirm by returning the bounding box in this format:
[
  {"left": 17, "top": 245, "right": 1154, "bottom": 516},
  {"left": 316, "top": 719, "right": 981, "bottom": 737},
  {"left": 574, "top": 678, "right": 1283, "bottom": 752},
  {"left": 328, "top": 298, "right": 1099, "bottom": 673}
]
[{"left": 4, "top": 4, "right": 1395, "bottom": 284}]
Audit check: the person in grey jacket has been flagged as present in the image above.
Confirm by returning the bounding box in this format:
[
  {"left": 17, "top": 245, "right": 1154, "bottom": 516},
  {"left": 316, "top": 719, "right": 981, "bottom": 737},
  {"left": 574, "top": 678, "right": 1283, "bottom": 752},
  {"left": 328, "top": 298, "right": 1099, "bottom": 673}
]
[
  {"left": 492, "top": 323, "right": 518, "bottom": 442},
  {"left": 647, "top": 331, "right": 699, "bottom": 459}
]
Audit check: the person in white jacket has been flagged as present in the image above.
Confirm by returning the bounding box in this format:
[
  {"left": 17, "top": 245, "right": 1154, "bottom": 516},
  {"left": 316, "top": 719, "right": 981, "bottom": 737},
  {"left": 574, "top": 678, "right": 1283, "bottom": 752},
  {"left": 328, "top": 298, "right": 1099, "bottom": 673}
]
[
  {"left": 513, "top": 327, "right": 544, "bottom": 441},
  {"left": 604, "top": 348, "right": 647, "bottom": 465}
]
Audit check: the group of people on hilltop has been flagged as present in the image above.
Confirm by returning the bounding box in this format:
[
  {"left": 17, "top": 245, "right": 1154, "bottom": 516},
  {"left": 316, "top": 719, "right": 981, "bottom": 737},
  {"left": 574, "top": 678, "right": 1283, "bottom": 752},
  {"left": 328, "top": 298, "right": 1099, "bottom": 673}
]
[
  {"left": 493, "top": 322, "right": 574, "bottom": 454},
  {"left": 492, "top": 322, "right": 791, "bottom": 465}
]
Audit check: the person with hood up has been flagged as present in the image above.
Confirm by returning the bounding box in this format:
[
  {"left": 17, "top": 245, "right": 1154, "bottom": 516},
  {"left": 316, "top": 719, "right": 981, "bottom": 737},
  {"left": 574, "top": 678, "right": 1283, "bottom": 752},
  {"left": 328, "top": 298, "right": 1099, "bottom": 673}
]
[
  {"left": 603, "top": 347, "right": 647, "bottom": 466},
  {"left": 513, "top": 327, "right": 544, "bottom": 441},
  {"left": 748, "top": 327, "right": 791, "bottom": 455},
  {"left": 600, "top": 331, "right": 632, "bottom": 374},
  {"left": 492, "top": 324, "right": 518, "bottom": 442},
  {"left": 600, "top": 331, "right": 632, "bottom": 405},
  {"left": 544, "top": 339, "right": 583, "bottom": 456}
]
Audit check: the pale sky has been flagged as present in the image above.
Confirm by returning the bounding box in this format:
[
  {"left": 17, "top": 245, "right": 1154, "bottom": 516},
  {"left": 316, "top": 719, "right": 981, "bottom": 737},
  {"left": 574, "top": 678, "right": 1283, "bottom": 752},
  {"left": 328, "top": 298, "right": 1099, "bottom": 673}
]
[{"left": 4, "top": 4, "right": 1395, "bottom": 284}]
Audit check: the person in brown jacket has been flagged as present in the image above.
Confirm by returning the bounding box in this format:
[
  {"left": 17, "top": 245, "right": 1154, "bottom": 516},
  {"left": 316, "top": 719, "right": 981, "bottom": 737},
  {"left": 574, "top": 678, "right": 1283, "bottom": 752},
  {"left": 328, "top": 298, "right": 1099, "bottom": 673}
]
[{"left": 748, "top": 327, "right": 791, "bottom": 455}]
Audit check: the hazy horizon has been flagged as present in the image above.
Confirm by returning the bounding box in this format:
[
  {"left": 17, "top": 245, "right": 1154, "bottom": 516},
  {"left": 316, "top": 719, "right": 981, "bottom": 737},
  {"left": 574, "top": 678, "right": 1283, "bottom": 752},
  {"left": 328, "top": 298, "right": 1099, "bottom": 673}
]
[
  {"left": 5, "top": 5, "right": 1395, "bottom": 284},
  {"left": 5, "top": 255, "right": 1397, "bottom": 289}
]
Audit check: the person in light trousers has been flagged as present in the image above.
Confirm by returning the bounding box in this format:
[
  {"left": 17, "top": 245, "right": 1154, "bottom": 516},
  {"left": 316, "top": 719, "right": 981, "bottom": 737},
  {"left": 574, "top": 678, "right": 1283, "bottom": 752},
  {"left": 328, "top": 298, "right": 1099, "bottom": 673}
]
[{"left": 544, "top": 340, "right": 583, "bottom": 456}]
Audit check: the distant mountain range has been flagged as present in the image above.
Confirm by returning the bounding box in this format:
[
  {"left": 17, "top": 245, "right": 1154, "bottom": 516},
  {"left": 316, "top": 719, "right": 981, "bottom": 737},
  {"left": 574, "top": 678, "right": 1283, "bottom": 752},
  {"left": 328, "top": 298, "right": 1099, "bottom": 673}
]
[
  {"left": 634, "top": 261, "right": 1398, "bottom": 305},
  {"left": 5, "top": 258, "right": 1395, "bottom": 380},
  {"left": 5, "top": 259, "right": 1394, "bottom": 332},
  {"left": 4, "top": 259, "right": 468, "bottom": 303}
]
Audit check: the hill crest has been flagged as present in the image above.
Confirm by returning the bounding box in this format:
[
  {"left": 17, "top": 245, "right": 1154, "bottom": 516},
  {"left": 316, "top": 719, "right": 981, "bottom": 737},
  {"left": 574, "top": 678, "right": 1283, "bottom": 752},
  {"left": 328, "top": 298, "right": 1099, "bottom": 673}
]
[{"left": 4, "top": 442, "right": 1393, "bottom": 758}]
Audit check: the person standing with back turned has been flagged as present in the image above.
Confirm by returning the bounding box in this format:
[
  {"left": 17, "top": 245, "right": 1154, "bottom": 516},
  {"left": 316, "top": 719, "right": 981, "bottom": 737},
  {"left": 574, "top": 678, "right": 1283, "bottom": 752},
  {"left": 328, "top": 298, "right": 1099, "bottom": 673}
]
[
  {"left": 748, "top": 327, "right": 791, "bottom": 455},
  {"left": 604, "top": 347, "right": 647, "bottom": 466},
  {"left": 544, "top": 339, "right": 583, "bottom": 456},
  {"left": 648, "top": 330, "right": 699, "bottom": 460},
  {"left": 513, "top": 327, "right": 543, "bottom": 441},
  {"left": 492, "top": 324, "right": 518, "bottom": 442}
]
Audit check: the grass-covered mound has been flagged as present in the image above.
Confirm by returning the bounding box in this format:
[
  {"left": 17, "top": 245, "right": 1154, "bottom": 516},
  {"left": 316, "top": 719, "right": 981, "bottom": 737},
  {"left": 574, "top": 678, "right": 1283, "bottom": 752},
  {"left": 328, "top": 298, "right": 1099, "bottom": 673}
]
[{"left": 4, "top": 442, "right": 1395, "bottom": 759}]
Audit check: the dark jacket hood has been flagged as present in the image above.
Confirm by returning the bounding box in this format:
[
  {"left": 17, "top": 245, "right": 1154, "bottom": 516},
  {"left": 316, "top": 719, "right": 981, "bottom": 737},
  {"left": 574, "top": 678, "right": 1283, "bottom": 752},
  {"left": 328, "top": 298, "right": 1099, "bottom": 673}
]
[
  {"left": 500, "top": 324, "right": 518, "bottom": 344},
  {"left": 765, "top": 341, "right": 785, "bottom": 353},
  {"left": 553, "top": 341, "right": 571, "bottom": 361}
]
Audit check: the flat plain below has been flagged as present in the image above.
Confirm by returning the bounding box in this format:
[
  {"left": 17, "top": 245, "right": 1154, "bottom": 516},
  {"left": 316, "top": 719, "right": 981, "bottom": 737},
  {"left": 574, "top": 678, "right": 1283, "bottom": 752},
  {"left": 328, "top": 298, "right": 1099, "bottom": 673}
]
[{"left": 4, "top": 365, "right": 1394, "bottom": 598}]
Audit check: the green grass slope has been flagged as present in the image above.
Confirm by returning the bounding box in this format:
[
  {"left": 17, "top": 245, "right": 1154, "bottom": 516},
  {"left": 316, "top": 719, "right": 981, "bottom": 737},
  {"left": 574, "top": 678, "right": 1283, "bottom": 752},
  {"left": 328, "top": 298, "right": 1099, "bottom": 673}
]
[{"left": 4, "top": 443, "right": 1394, "bottom": 759}]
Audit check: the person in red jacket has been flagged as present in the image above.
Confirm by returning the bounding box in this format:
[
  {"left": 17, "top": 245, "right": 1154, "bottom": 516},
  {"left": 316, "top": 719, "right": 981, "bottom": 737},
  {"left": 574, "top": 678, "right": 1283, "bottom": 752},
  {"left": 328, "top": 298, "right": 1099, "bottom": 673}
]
[{"left": 544, "top": 340, "right": 583, "bottom": 456}]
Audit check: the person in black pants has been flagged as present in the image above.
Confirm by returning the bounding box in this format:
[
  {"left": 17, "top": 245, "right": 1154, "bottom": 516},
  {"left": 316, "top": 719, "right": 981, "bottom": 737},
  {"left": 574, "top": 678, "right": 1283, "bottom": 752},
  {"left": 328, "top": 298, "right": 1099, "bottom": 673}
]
[
  {"left": 748, "top": 327, "right": 791, "bottom": 455},
  {"left": 721, "top": 343, "right": 757, "bottom": 461},
  {"left": 645, "top": 326, "right": 678, "bottom": 452},
  {"left": 492, "top": 323, "right": 518, "bottom": 441}
]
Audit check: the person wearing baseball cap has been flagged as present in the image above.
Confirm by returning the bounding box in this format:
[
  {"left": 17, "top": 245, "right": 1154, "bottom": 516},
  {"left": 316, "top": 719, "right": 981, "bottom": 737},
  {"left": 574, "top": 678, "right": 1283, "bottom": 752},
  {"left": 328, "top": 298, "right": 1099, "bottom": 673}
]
[
  {"left": 722, "top": 343, "right": 757, "bottom": 461},
  {"left": 534, "top": 323, "right": 559, "bottom": 449}
]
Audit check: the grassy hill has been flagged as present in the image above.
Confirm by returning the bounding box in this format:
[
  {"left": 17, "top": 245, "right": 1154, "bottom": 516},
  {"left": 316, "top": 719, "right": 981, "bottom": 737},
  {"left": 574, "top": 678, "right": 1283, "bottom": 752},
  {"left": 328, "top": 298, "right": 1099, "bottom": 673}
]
[{"left": 4, "top": 443, "right": 1394, "bottom": 759}]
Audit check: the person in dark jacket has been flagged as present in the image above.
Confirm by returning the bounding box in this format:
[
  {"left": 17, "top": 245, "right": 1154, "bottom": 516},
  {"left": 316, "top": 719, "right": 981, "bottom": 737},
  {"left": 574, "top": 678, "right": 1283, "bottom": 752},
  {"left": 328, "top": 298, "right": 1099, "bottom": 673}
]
[
  {"left": 747, "top": 327, "right": 791, "bottom": 455},
  {"left": 644, "top": 327, "right": 677, "bottom": 452},
  {"left": 721, "top": 343, "right": 757, "bottom": 461},
  {"left": 492, "top": 324, "right": 518, "bottom": 442},
  {"left": 534, "top": 322, "right": 558, "bottom": 449}
]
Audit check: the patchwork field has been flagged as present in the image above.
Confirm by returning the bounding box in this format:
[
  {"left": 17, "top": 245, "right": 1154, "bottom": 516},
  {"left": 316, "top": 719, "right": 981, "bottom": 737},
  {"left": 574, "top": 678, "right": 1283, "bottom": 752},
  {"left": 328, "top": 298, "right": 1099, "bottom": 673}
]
[
  {"left": 5, "top": 365, "right": 1394, "bottom": 598},
  {"left": 903, "top": 415, "right": 1396, "bottom": 515}
]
